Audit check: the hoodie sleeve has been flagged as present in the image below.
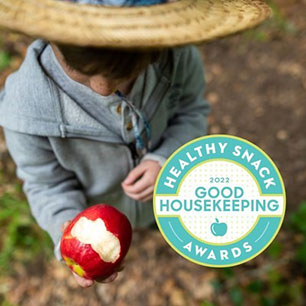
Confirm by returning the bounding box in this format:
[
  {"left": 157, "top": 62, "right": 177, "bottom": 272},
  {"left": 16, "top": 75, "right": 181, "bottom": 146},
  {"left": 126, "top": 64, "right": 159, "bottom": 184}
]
[
  {"left": 142, "top": 45, "right": 211, "bottom": 161},
  {"left": 140, "top": 153, "right": 167, "bottom": 167},
  {"left": 3, "top": 128, "right": 87, "bottom": 262}
]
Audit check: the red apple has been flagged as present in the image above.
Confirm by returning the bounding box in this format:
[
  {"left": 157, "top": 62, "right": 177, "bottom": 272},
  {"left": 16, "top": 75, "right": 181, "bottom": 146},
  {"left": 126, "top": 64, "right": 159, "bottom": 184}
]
[{"left": 60, "top": 204, "right": 132, "bottom": 280}]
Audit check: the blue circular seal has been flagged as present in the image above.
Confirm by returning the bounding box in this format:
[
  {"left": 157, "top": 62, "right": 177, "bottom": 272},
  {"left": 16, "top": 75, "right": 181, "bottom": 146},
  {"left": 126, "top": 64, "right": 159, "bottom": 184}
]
[{"left": 153, "top": 135, "right": 286, "bottom": 267}]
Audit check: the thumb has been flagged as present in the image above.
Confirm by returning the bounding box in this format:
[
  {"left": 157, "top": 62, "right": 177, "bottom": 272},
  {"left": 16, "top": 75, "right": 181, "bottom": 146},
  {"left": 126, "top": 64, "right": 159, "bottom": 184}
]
[
  {"left": 61, "top": 220, "right": 72, "bottom": 233},
  {"left": 123, "top": 164, "right": 146, "bottom": 185}
]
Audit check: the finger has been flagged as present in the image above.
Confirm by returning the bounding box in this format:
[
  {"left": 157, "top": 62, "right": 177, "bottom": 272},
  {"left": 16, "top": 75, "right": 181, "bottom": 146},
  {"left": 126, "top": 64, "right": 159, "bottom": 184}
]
[
  {"left": 115, "top": 260, "right": 125, "bottom": 272},
  {"left": 115, "top": 265, "right": 125, "bottom": 272},
  {"left": 122, "top": 174, "right": 152, "bottom": 194},
  {"left": 72, "top": 272, "right": 94, "bottom": 288},
  {"left": 125, "top": 185, "right": 154, "bottom": 201},
  {"left": 61, "top": 220, "right": 72, "bottom": 232},
  {"left": 96, "top": 272, "right": 118, "bottom": 283},
  {"left": 122, "top": 164, "right": 146, "bottom": 185}
]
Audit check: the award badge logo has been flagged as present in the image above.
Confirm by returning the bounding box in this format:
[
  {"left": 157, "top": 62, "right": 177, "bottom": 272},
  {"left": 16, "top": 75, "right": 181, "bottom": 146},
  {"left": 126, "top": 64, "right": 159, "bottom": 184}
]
[{"left": 153, "top": 135, "right": 286, "bottom": 267}]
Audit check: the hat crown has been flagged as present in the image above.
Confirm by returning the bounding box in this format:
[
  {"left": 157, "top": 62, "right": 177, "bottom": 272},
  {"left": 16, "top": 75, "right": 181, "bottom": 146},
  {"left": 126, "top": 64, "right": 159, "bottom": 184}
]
[{"left": 61, "top": 0, "right": 168, "bottom": 6}]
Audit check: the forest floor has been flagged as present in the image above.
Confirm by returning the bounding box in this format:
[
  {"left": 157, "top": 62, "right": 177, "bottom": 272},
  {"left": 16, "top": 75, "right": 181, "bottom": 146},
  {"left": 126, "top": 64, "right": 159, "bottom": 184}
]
[{"left": 0, "top": 0, "right": 305, "bottom": 305}]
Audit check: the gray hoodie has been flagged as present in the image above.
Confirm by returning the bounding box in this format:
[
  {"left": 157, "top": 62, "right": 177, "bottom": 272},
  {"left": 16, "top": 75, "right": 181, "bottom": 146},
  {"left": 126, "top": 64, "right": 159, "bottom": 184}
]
[{"left": 0, "top": 39, "right": 211, "bottom": 261}]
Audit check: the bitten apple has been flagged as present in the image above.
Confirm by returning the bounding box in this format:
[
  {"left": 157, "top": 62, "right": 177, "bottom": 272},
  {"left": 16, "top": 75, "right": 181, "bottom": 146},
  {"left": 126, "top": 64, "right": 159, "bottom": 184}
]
[{"left": 60, "top": 204, "right": 132, "bottom": 281}]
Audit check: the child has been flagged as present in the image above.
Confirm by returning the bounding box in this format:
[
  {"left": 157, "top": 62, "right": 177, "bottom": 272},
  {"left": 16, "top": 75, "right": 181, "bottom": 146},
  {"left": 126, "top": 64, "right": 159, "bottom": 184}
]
[{"left": 0, "top": 0, "right": 271, "bottom": 288}]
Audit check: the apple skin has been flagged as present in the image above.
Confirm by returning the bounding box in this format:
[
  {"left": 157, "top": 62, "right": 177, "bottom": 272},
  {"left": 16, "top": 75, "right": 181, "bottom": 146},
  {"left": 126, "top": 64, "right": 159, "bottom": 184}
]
[{"left": 60, "top": 204, "right": 132, "bottom": 281}]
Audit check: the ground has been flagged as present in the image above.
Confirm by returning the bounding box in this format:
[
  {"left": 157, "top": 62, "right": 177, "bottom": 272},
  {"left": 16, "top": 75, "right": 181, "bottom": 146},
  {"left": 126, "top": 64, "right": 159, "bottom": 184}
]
[{"left": 0, "top": 1, "right": 305, "bottom": 305}]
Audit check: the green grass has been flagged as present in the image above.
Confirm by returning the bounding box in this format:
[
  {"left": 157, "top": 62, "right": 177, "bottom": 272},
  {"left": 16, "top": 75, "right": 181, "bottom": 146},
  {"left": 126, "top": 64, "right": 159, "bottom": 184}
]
[
  {"left": 266, "top": 0, "right": 298, "bottom": 34},
  {"left": 289, "top": 201, "right": 306, "bottom": 273},
  {"left": 247, "top": 280, "right": 264, "bottom": 293},
  {"left": 242, "top": 0, "right": 298, "bottom": 42},
  {"left": 0, "top": 183, "right": 53, "bottom": 275},
  {"left": 267, "top": 240, "right": 283, "bottom": 259},
  {"left": 289, "top": 201, "right": 306, "bottom": 235},
  {"left": 201, "top": 302, "right": 215, "bottom": 306},
  {"left": 0, "top": 299, "right": 16, "bottom": 306},
  {"left": 200, "top": 201, "right": 306, "bottom": 305},
  {"left": 0, "top": 51, "right": 11, "bottom": 71},
  {"left": 229, "top": 286, "right": 244, "bottom": 306}
]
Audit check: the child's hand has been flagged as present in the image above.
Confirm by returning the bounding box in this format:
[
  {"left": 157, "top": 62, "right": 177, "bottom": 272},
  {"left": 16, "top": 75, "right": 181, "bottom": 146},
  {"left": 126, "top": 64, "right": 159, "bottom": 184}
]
[
  {"left": 121, "top": 160, "right": 161, "bottom": 202},
  {"left": 61, "top": 221, "right": 124, "bottom": 288}
]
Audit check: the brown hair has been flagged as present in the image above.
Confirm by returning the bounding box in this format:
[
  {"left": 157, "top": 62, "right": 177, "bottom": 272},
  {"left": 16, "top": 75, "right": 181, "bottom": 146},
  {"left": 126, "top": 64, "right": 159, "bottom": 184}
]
[{"left": 53, "top": 42, "right": 169, "bottom": 81}]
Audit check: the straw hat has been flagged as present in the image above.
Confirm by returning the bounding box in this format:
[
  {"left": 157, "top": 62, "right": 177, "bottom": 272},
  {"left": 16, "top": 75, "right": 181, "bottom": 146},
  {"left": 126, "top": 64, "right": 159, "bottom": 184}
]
[{"left": 0, "top": 0, "right": 272, "bottom": 49}]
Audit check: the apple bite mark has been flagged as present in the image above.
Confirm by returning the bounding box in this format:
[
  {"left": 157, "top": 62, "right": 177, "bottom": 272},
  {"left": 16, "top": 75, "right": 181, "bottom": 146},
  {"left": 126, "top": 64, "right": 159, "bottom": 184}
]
[{"left": 70, "top": 216, "right": 121, "bottom": 263}]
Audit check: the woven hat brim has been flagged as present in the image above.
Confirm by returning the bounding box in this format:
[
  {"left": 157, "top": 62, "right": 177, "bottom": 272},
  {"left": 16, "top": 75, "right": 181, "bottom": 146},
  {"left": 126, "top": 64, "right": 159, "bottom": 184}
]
[{"left": 0, "top": 0, "right": 272, "bottom": 49}]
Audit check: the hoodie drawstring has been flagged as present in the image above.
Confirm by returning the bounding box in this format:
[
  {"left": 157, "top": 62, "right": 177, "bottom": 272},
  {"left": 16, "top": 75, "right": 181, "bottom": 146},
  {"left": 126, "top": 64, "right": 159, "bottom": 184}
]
[{"left": 114, "top": 90, "right": 151, "bottom": 156}]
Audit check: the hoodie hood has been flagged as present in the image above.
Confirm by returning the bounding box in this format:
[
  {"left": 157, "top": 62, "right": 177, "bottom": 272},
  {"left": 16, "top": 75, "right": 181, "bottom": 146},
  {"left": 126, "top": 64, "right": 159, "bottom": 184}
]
[
  {"left": 0, "top": 39, "right": 175, "bottom": 141},
  {"left": 0, "top": 40, "right": 64, "bottom": 136}
]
